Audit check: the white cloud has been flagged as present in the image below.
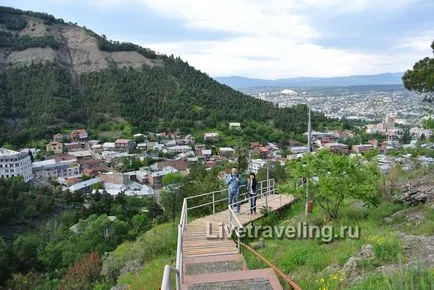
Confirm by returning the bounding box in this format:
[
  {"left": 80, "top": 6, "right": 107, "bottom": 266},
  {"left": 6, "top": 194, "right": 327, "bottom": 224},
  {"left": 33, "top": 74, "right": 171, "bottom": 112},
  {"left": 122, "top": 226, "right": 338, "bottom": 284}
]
[
  {"left": 146, "top": 36, "right": 396, "bottom": 78},
  {"left": 396, "top": 31, "right": 434, "bottom": 52},
  {"left": 36, "top": 0, "right": 434, "bottom": 78}
]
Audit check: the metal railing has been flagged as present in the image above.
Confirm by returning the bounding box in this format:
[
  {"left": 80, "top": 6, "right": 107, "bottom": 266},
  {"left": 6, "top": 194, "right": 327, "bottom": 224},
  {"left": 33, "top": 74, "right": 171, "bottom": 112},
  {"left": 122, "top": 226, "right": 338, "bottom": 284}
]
[
  {"left": 228, "top": 204, "right": 243, "bottom": 252},
  {"left": 229, "top": 179, "right": 280, "bottom": 220},
  {"left": 161, "top": 178, "right": 276, "bottom": 290},
  {"left": 161, "top": 199, "right": 187, "bottom": 290},
  {"left": 186, "top": 179, "right": 273, "bottom": 215},
  {"left": 240, "top": 242, "right": 302, "bottom": 290}
]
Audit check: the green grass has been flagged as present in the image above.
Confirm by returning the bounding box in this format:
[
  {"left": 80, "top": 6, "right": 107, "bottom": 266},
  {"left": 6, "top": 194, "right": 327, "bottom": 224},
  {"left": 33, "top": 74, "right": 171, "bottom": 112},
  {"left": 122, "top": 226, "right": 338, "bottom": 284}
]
[
  {"left": 102, "top": 223, "right": 177, "bottom": 282},
  {"left": 242, "top": 195, "right": 432, "bottom": 290},
  {"left": 349, "top": 265, "right": 434, "bottom": 290},
  {"left": 115, "top": 256, "right": 175, "bottom": 290}
]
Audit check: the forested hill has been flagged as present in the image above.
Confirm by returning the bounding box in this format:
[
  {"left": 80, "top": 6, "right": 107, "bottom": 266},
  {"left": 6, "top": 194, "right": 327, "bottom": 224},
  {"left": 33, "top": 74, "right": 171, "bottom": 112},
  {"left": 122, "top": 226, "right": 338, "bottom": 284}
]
[{"left": 0, "top": 6, "right": 329, "bottom": 146}]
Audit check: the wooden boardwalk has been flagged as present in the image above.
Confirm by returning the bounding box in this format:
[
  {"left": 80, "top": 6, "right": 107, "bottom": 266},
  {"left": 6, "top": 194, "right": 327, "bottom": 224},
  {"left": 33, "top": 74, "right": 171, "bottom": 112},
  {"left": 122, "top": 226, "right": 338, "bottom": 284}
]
[{"left": 183, "top": 194, "right": 296, "bottom": 258}]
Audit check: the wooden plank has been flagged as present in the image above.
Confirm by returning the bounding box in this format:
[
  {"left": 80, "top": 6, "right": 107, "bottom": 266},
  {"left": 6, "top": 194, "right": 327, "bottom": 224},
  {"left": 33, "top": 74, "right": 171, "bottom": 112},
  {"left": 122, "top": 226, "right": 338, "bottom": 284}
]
[{"left": 182, "top": 194, "right": 296, "bottom": 257}]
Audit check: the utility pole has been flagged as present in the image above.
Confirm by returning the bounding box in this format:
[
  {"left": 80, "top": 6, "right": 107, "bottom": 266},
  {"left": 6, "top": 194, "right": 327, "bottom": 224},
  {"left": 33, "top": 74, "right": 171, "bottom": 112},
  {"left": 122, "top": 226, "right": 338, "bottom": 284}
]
[{"left": 305, "top": 99, "right": 312, "bottom": 218}]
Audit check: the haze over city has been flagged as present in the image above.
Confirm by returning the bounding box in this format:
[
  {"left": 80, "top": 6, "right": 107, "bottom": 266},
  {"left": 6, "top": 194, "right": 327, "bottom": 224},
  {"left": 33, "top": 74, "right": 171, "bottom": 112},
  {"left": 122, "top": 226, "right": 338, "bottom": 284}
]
[{"left": 5, "top": 0, "right": 434, "bottom": 79}]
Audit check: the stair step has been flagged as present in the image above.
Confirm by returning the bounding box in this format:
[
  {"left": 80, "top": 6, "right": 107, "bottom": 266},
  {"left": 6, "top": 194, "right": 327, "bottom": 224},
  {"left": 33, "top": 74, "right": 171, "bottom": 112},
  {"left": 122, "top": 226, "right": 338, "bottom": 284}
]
[
  {"left": 184, "top": 268, "right": 282, "bottom": 290},
  {"left": 185, "top": 260, "right": 245, "bottom": 276}
]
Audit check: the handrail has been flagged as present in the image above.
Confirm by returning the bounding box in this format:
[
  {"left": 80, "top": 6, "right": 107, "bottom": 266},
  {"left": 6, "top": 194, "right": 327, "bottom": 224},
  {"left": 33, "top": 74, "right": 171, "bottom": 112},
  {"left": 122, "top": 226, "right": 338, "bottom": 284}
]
[
  {"left": 240, "top": 242, "right": 302, "bottom": 290},
  {"left": 161, "top": 265, "right": 180, "bottom": 290},
  {"left": 229, "top": 179, "right": 279, "bottom": 217},
  {"left": 161, "top": 199, "right": 187, "bottom": 290},
  {"left": 186, "top": 179, "right": 271, "bottom": 214},
  {"left": 228, "top": 205, "right": 242, "bottom": 252},
  {"left": 161, "top": 178, "right": 276, "bottom": 290}
]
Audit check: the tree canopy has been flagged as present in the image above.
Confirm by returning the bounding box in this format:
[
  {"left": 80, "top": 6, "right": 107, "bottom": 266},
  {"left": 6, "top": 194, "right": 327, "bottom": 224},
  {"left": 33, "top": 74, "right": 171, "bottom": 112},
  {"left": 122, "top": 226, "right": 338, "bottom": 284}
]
[
  {"left": 282, "top": 150, "right": 380, "bottom": 218},
  {"left": 402, "top": 40, "right": 434, "bottom": 102}
]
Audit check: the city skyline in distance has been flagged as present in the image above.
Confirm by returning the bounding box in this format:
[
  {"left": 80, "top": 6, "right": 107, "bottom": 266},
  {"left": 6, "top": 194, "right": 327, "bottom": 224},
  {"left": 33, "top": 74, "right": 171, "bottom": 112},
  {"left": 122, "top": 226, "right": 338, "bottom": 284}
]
[{"left": 215, "top": 72, "right": 405, "bottom": 89}]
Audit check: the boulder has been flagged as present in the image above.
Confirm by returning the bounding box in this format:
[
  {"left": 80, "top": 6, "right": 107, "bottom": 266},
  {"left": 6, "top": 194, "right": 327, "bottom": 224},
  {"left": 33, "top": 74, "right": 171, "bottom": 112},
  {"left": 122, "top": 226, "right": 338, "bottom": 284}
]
[{"left": 396, "top": 188, "right": 428, "bottom": 206}]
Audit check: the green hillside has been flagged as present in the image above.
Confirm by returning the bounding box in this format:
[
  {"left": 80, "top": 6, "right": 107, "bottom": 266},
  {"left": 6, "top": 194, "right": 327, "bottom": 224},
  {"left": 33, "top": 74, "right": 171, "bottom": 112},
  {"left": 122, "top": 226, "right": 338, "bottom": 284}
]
[{"left": 0, "top": 6, "right": 332, "bottom": 147}]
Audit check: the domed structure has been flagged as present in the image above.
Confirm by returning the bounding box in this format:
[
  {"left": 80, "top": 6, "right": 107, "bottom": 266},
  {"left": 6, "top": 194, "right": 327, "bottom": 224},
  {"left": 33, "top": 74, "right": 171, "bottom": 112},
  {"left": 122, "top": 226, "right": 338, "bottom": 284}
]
[{"left": 280, "top": 89, "right": 297, "bottom": 95}]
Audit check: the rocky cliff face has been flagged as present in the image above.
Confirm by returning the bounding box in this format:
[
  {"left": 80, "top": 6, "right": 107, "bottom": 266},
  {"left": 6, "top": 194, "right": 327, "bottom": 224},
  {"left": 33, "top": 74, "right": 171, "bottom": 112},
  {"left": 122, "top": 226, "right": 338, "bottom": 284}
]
[{"left": 1, "top": 16, "right": 159, "bottom": 73}]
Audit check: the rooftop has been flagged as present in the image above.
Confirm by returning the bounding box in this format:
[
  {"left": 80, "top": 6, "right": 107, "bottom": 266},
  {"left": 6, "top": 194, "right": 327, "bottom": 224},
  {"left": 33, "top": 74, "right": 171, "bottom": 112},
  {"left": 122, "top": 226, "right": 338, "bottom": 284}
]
[
  {"left": 0, "top": 148, "right": 18, "bottom": 155},
  {"left": 115, "top": 139, "right": 132, "bottom": 144}
]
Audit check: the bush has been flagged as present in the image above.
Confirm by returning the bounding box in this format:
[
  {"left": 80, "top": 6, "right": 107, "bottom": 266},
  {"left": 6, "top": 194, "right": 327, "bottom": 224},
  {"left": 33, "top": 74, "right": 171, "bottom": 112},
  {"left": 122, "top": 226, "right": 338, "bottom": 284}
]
[
  {"left": 102, "top": 223, "right": 177, "bottom": 282},
  {"left": 367, "top": 234, "right": 402, "bottom": 262}
]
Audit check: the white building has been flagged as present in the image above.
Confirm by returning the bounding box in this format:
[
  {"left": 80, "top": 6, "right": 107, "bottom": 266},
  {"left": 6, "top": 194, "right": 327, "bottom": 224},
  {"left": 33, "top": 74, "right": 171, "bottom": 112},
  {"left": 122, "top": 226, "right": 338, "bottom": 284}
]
[
  {"left": 103, "top": 142, "right": 116, "bottom": 150},
  {"left": 67, "top": 177, "right": 101, "bottom": 193},
  {"left": 204, "top": 133, "right": 219, "bottom": 142},
  {"left": 229, "top": 122, "right": 241, "bottom": 130},
  {"left": 32, "top": 159, "right": 80, "bottom": 180},
  {"left": 409, "top": 127, "right": 432, "bottom": 139},
  {"left": 167, "top": 145, "right": 192, "bottom": 154},
  {"left": 248, "top": 159, "right": 267, "bottom": 173},
  {"left": 289, "top": 146, "right": 309, "bottom": 154},
  {"left": 0, "top": 149, "right": 33, "bottom": 182}
]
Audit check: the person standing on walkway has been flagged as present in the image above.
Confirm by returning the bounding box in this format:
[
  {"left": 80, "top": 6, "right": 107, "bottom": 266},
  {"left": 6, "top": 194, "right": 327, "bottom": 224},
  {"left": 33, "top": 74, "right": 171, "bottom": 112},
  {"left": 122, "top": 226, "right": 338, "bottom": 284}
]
[
  {"left": 248, "top": 173, "right": 258, "bottom": 214},
  {"left": 226, "top": 167, "right": 242, "bottom": 213}
]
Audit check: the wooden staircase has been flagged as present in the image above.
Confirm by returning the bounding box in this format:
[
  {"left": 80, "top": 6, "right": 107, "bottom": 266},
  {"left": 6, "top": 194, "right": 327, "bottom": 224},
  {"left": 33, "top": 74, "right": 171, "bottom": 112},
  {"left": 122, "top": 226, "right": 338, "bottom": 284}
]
[
  {"left": 183, "top": 254, "right": 283, "bottom": 290},
  {"left": 160, "top": 179, "right": 298, "bottom": 290}
]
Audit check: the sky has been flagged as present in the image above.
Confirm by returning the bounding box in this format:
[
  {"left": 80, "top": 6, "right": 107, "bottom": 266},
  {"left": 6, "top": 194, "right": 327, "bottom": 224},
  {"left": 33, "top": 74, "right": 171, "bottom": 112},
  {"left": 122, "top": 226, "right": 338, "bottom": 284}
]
[{"left": 2, "top": 0, "right": 434, "bottom": 79}]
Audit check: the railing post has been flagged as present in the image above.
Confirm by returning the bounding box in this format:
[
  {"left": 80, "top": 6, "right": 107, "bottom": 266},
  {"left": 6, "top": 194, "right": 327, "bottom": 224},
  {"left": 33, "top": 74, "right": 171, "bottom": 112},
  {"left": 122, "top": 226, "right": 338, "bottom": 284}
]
[
  {"left": 237, "top": 232, "right": 240, "bottom": 253},
  {"left": 229, "top": 209, "right": 232, "bottom": 232},
  {"left": 265, "top": 179, "right": 268, "bottom": 210},
  {"left": 212, "top": 192, "right": 215, "bottom": 214}
]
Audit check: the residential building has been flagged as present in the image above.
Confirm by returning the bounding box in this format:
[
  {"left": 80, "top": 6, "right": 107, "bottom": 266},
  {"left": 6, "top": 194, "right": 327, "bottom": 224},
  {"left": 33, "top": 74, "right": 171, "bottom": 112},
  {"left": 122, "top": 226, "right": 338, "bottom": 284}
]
[
  {"left": 137, "top": 143, "right": 147, "bottom": 150},
  {"left": 67, "top": 178, "right": 101, "bottom": 193},
  {"left": 103, "top": 142, "right": 116, "bottom": 151},
  {"left": 352, "top": 144, "right": 374, "bottom": 154},
  {"left": 323, "top": 143, "right": 349, "bottom": 154},
  {"left": 167, "top": 145, "right": 192, "bottom": 154},
  {"left": 156, "top": 160, "right": 189, "bottom": 172},
  {"left": 229, "top": 122, "right": 241, "bottom": 130},
  {"left": 32, "top": 159, "right": 80, "bottom": 180},
  {"left": 53, "top": 133, "right": 64, "bottom": 142},
  {"left": 177, "top": 134, "right": 195, "bottom": 145},
  {"left": 409, "top": 127, "right": 432, "bottom": 139},
  {"left": 164, "top": 140, "right": 177, "bottom": 147},
  {"left": 289, "top": 146, "right": 309, "bottom": 154},
  {"left": 204, "top": 133, "right": 219, "bottom": 142},
  {"left": 115, "top": 139, "right": 136, "bottom": 153},
  {"left": 258, "top": 146, "right": 271, "bottom": 159},
  {"left": 69, "top": 129, "right": 88, "bottom": 142},
  {"left": 68, "top": 150, "right": 93, "bottom": 160},
  {"left": 202, "top": 149, "right": 212, "bottom": 159},
  {"left": 267, "top": 143, "right": 279, "bottom": 151},
  {"left": 332, "top": 130, "right": 354, "bottom": 139},
  {"left": 386, "top": 129, "right": 403, "bottom": 141},
  {"left": 0, "top": 149, "right": 32, "bottom": 182},
  {"left": 219, "top": 147, "right": 235, "bottom": 158},
  {"left": 46, "top": 141, "right": 63, "bottom": 154},
  {"left": 78, "top": 159, "right": 103, "bottom": 171},
  {"left": 64, "top": 142, "right": 87, "bottom": 152},
  {"left": 98, "top": 172, "right": 129, "bottom": 184},
  {"left": 195, "top": 144, "right": 206, "bottom": 151},
  {"left": 306, "top": 131, "right": 336, "bottom": 144},
  {"left": 148, "top": 166, "right": 178, "bottom": 186},
  {"left": 152, "top": 143, "right": 165, "bottom": 151},
  {"left": 103, "top": 181, "right": 154, "bottom": 197},
  {"left": 248, "top": 159, "right": 267, "bottom": 173}
]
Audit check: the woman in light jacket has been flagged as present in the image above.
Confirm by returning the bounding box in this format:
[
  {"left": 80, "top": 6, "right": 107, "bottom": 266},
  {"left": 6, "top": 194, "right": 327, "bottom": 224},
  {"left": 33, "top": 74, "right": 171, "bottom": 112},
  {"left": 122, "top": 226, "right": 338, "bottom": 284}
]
[{"left": 248, "top": 173, "right": 258, "bottom": 214}]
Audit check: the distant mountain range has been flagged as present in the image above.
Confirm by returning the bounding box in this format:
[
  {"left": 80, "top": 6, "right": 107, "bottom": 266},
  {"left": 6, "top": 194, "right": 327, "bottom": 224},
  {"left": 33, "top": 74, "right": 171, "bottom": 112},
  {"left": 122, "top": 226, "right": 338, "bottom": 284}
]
[{"left": 214, "top": 72, "right": 404, "bottom": 89}]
